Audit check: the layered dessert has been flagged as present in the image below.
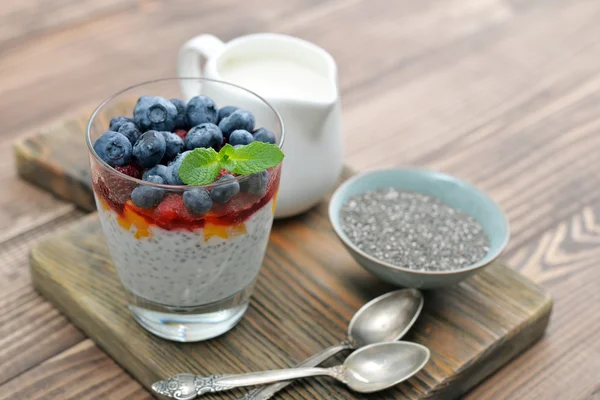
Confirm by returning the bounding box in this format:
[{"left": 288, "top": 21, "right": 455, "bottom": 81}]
[{"left": 90, "top": 94, "right": 282, "bottom": 307}]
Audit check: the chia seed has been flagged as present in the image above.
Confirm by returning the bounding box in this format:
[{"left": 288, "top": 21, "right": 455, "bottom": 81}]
[{"left": 340, "top": 188, "right": 490, "bottom": 271}]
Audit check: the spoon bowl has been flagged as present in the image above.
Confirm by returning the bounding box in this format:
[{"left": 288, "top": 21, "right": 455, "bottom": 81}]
[
  {"left": 349, "top": 288, "right": 423, "bottom": 347},
  {"left": 343, "top": 342, "right": 430, "bottom": 393}
]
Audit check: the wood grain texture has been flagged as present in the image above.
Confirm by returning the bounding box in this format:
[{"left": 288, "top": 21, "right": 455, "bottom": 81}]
[
  {"left": 2, "top": 0, "right": 600, "bottom": 397},
  {"left": 0, "top": 340, "right": 149, "bottom": 400},
  {"left": 0, "top": 0, "right": 136, "bottom": 50},
  {"left": 467, "top": 204, "right": 600, "bottom": 400},
  {"left": 29, "top": 209, "right": 551, "bottom": 399},
  {"left": 14, "top": 114, "right": 94, "bottom": 212},
  {"left": 0, "top": 209, "right": 85, "bottom": 385}
]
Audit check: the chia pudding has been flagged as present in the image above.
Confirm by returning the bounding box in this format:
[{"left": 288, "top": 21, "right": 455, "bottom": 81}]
[{"left": 95, "top": 194, "right": 275, "bottom": 306}]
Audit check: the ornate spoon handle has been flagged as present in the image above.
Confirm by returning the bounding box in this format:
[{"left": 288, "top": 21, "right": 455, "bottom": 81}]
[
  {"left": 153, "top": 366, "right": 345, "bottom": 398},
  {"left": 238, "top": 340, "right": 353, "bottom": 400}
]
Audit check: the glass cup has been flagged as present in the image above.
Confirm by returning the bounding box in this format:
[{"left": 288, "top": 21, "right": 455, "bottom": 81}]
[{"left": 86, "top": 78, "right": 283, "bottom": 342}]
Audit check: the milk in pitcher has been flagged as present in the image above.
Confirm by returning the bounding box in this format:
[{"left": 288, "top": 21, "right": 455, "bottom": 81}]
[{"left": 219, "top": 57, "right": 335, "bottom": 102}]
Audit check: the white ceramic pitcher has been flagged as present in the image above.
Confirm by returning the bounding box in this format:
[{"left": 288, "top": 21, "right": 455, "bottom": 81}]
[{"left": 177, "top": 33, "right": 343, "bottom": 218}]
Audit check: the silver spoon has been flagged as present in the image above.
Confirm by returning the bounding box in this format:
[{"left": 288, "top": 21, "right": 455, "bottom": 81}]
[
  {"left": 152, "top": 341, "right": 430, "bottom": 398},
  {"left": 153, "top": 289, "right": 423, "bottom": 400}
]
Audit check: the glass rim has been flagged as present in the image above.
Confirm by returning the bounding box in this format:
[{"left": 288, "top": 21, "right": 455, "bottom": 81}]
[{"left": 86, "top": 77, "right": 285, "bottom": 190}]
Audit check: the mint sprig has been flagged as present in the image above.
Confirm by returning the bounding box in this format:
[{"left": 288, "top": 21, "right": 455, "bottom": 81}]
[{"left": 178, "top": 142, "right": 284, "bottom": 186}]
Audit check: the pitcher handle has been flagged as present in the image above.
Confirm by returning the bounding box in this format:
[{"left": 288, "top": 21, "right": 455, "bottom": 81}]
[{"left": 177, "top": 34, "right": 226, "bottom": 99}]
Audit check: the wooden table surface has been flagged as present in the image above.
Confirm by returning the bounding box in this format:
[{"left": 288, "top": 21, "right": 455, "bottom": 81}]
[{"left": 1, "top": 0, "right": 599, "bottom": 399}]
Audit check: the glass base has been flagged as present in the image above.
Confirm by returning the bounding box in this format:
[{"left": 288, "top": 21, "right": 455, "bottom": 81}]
[
  {"left": 126, "top": 285, "right": 255, "bottom": 342},
  {"left": 129, "top": 301, "right": 248, "bottom": 342}
]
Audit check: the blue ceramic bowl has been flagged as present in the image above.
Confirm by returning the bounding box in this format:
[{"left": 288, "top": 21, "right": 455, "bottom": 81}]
[{"left": 329, "top": 168, "right": 510, "bottom": 288}]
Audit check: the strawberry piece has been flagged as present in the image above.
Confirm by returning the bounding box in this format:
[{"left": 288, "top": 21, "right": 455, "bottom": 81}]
[
  {"left": 93, "top": 177, "right": 125, "bottom": 213},
  {"left": 100, "top": 167, "right": 137, "bottom": 205},
  {"left": 210, "top": 191, "right": 256, "bottom": 218},
  {"left": 154, "top": 194, "right": 180, "bottom": 222},
  {"left": 115, "top": 163, "right": 142, "bottom": 179},
  {"left": 174, "top": 129, "right": 188, "bottom": 140},
  {"left": 216, "top": 168, "right": 231, "bottom": 180},
  {"left": 154, "top": 194, "right": 196, "bottom": 225}
]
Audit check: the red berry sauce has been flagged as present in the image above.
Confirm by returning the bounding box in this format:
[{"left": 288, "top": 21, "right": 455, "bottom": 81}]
[{"left": 93, "top": 166, "right": 280, "bottom": 232}]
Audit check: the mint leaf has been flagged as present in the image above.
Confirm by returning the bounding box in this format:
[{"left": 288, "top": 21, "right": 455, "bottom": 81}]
[
  {"left": 178, "top": 148, "right": 220, "bottom": 185},
  {"left": 217, "top": 144, "right": 237, "bottom": 172},
  {"left": 226, "top": 142, "right": 284, "bottom": 175}
]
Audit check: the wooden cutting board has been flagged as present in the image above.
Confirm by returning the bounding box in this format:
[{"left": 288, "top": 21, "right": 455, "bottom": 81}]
[{"left": 29, "top": 207, "right": 552, "bottom": 399}]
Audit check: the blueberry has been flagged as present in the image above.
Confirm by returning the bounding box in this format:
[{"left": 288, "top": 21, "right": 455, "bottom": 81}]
[
  {"left": 166, "top": 150, "right": 191, "bottom": 185},
  {"left": 253, "top": 127, "right": 276, "bottom": 144},
  {"left": 186, "top": 95, "right": 218, "bottom": 126},
  {"left": 93, "top": 131, "right": 132, "bottom": 167},
  {"left": 133, "top": 96, "right": 178, "bottom": 131},
  {"left": 218, "top": 109, "right": 255, "bottom": 139},
  {"left": 217, "top": 106, "right": 238, "bottom": 123},
  {"left": 183, "top": 188, "right": 213, "bottom": 215},
  {"left": 170, "top": 98, "right": 188, "bottom": 129},
  {"left": 210, "top": 174, "right": 240, "bottom": 203},
  {"left": 142, "top": 164, "right": 169, "bottom": 182},
  {"left": 165, "top": 165, "right": 182, "bottom": 185},
  {"left": 185, "top": 123, "right": 223, "bottom": 150},
  {"left": 240, "top": 171, "right": 269, "bottom": 196},
  {"left": 117, "top": 121, "right": 141, "bottom": 145},
  {"left": 109, "top": 116, "right": 134, "bottom": 132},
  {"left": 131, "top": 175, "right": 165, "bottom": 209},
  {"left": 133, "top": 130, "right": 166, "bottom": 168},
  {"left": 160, "top": 131, "right": 185, "bottom": 162},
  {"left": 229, "top": 129, "right": 254, "bottom": 146},
  {"left": 136, "top": 95, "right": 152, "bottom": 106},
  {"left": 134, "top": 95, "right": 152, "bottom": 115}
]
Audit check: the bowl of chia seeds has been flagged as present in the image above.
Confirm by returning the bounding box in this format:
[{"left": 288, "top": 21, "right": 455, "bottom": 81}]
[{"left": 329, "top": 168, "right": 509, "bottom": 288}]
